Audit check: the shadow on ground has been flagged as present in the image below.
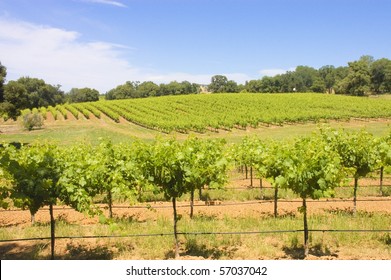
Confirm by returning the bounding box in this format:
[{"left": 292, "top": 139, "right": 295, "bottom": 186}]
[
  {"left": 282, "top": 243, "right": 339, "bottom": 259},
  {"left": 0, "top": 241, "right": 114, "bottom": 260},
  {"left": 0, "top": 242, "right": 49, "bottom": 259},
  {"left": 164, "top": 239, "right": 238, "bottom": 260}
]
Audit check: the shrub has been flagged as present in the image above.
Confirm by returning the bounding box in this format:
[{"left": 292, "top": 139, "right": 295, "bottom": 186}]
[{"left": 22, "top": 112, "right": 44, "bottom": 131}]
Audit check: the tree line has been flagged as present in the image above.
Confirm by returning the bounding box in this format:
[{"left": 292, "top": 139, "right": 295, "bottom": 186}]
[{"left": 1, "top": 55, "right": 391, "bottom": 120}]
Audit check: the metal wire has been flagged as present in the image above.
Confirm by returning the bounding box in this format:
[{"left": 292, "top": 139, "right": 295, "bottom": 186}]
[
  {"left": 1, "top": 229, "right": 390, "bottom": 243},
  {"left": 1, "top": 197, "right": 390, "bottom": 212}
]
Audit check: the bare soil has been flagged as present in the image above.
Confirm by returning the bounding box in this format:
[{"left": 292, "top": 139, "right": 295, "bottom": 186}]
[{"left": 1, "top": 196, "right": 390, "bottom": 228}]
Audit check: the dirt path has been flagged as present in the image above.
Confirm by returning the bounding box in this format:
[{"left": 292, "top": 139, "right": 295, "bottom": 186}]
[{"left": 1, "top": 197, "right": 390, "bottom": 227}]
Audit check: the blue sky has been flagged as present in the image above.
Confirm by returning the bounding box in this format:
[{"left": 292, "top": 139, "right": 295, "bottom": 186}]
[{"left": 0, "top": 0, "right": 390, "bottom": 93}]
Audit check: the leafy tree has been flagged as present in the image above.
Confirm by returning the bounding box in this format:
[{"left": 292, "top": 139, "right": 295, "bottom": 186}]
[
  {"left": 2, "top": 81, "right": 29, "bottom": 119},
  {"left": 157, "top": 81, "right": 199, "bottom": 96},
  {"left": 319, "top": 65, "right": 337, "bottom": 94},
  {"left": 15, "top": 77, "right": 64, "bottom": 107},
  {"left": 225, "top": 80, "right": 239, "bottom": 93},
  {"left": 106, "top": 81, "right": 140, "bottom": 100},
  {"left": 2, "top": 77, "right": 64, "bottom": 119},
  {"left": 336, "top": 56, "right": 373, "bottom": 95},
  {"left": 181, "top": 81, "right": 199, "bottom": 94},
  {"left": 259, "top": 76, "right": 280, "bottom": 93},
  {"left": 318, "top": 65, "right": 350, "bottom": 94},
  {"left": 310, "top": 77, "right": 326, "bottom": 93},
  {"left": 209, "top": 75, "right": 228, "bottom": 93},
  {"left": 0, "top": 62, "right": 6, "bottom": 103},
  {"left": 137, "top": 81, "right": 159, "bottom": 97},
  {"left": 371, "top": 58, "right": 391, "bottom": 94},
  {"left": 67, "top": 87, "right": 100, "bottom": 103},
  {"left": 294, "top": 66, "right": 319, "bottom": 92},
  {"left": 208, "top": 75, "right": 239, "bottom": 93},
  {"left": 164, "top": 81, "right": 185, "bottom": 95},
  {"left": 278, "top": 71, "right": 297, "bottom": 92},
  {"left": 245, "top": 79, "right": 263, "bottom": 93}
]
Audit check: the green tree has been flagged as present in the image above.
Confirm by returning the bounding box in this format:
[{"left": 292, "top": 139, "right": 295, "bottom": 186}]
[
  {"left": 337, "top": 56, "right": 373, "bottom": 95},
  {"left": 294, "top": 66, "right": 320, "bottom": 92},
  {"left": 2, "top": 77, "right": 64, "bottom": 119},
  {"left": 180, "top": 81, "right": 199, "bottom": 94},
  {"left": 319, "top": 65, "right": 337, "bottom": 94},
  {"left": 106, "top": 81, "right": 139, "bottom": 100},
  {"left": 209, "top": 75, "right": 228, "bottom": 93},
  {"left": 371, "top": 58, "right": 391, "bottom": 94},
  {"left": 15, "top": 77, "right": 64, "bottom": 107},
  {"left": 259, "top": 76, "right": 280, "bottom": 93},
  {"left": 137, "top": 81, "right": 159, "bottom": 97},
  {"left": 0, "top": 62, "right": 6, "bottom": 103},
  {"left": 225, "top": 80, "right": 239, "bottom": 93},
  {"left": 278, "top": 71, "right": 296, "bottom": 92},
  {"left": 245, "top": 79, "right": 263, "bottom": 93},
  {"left": 166, "top": 81, "right": 185, "bottom": 95},
  {"left": 67, "top": 87, "right": 100, "bottom": 103},
  {"left": 2, "top": 81, "right": 29, "bottom": 119}
]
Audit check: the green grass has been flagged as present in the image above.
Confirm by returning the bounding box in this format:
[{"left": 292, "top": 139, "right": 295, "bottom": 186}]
[{"left": 1, "top": 210, "right": 390, "bottom": 260}]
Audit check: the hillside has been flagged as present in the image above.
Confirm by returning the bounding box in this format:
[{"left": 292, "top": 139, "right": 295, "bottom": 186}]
[{"left": 2, "top": 93, "right": 391, "bottom": 144}]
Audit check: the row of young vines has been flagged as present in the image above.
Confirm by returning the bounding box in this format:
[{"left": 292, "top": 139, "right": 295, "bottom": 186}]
[
  {"left": 1, "top": 128, "right": 391, "bottom": 259},
  {"left": 18, "top": 93, "right": 391, "bottom": 133}
]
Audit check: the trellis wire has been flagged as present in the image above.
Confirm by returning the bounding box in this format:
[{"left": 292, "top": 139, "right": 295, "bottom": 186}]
[{"left": 1, "top": 228, "right": 390, "bottom": 243}]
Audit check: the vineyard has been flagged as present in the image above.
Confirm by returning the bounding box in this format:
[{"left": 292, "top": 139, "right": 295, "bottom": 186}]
[
  {"left": 15, "top": 93, "right": 391, "bottom": 133},
  {"left": 1, "top": 129, "right": 391, "bottom": 259}
]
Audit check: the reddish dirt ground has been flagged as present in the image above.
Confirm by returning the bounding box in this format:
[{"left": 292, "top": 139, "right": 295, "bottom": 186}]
[
  {"left": 1, "top": 196, "right": 390, "bottom": 228},
  {"left": 1, "top": 173, "right": 391, "bottom": 261}
]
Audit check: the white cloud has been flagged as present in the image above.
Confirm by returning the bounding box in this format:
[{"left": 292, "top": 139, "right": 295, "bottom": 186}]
[
  {"left": 81, "top": 0, "right": 127, "bottom": 8},
  {"left": 147, "top": 72, "right": 252, "bottom": 85},
  {"left": 258, "top": 68, "right": 295, "bottom": 77},
  {"left": 0, "top": 18, "right": 141, "bottom": 92},
  {"left": 146, "top": 73, "right": 212, "bottom": 85},
  {"left": 0, "top": 18, "right": 254, "bottom": 93}
]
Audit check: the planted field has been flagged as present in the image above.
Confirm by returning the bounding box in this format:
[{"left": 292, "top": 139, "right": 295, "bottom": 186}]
[
  {"left": 23, "top": 93, "right": 391, "bottom": 133},
  {"left": 1, "top": 131, "right": 391, "bottom": 260},
  {"left": 1, "top": 95, "right": 391, "bottom": 260},
  {"left": 3, "top": 93, "right": 391, "bottom": 145}
]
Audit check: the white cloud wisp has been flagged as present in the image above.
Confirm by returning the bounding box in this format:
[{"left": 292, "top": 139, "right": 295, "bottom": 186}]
[
  {"left": 0, "top": 18, "right": 255, "bottom": 93},
  {"left": 0, "top": 18, "right": 141, "bottom": 92},
  {"left": 81, "top": 0, "right": 127, "bottom": 8}
]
